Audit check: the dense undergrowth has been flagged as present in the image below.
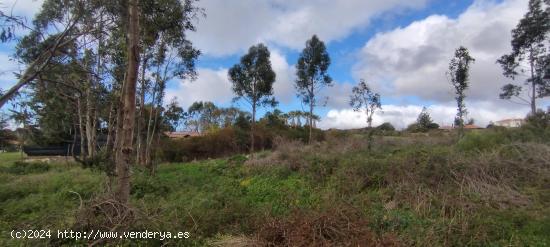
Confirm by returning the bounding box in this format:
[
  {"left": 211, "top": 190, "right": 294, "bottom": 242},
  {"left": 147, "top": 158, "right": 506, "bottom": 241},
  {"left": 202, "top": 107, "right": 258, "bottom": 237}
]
[{"left": 0, "top": 125, "right": 549, "bottom": 246}]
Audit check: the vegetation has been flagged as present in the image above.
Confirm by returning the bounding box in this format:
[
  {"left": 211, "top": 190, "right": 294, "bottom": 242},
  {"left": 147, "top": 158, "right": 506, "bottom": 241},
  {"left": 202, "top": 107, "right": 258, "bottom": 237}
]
[
  {"left": 1, "top": 122, "right": 549, "bottom": 246},
  {"left": 407, "top": 107, "right": 440, "bottom": 133},
  {"left": 497, "top": 0, "right": 550, "bottom": 114},
  {"left": 0, "top": 0, "right": 549, "bottom": 245},
  {"left": 229, "top": 43, "right": 277, "bottom": 154},
  {"left": 448, "top": 46, "right": 475, "bottom": 138},
  {"left": 295, "top": 35, "right": 332, "bottom": 144},
  {"left": 350, "top": 79, "right": 381, "bottom": 128}
]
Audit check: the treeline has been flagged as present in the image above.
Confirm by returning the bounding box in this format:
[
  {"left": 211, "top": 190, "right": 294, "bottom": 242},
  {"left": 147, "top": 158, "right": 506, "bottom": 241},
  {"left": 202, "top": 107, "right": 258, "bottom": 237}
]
[{"left": 161, "top": 105, "right": 324, "bottom": 162}]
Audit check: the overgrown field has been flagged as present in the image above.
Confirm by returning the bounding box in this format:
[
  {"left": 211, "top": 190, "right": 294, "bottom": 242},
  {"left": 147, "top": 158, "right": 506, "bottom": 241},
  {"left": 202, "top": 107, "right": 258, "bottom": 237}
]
[{"left": 1, "top": 127, "right": 549, "bottom": 246}]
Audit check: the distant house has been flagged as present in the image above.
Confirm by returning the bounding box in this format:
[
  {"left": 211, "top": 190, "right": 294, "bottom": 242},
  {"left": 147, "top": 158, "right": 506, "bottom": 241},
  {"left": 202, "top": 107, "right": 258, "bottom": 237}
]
[
  {"left": 439, "top": 124, "right": 483, "bottom": 130},
  {"left": 464, "top": 124, "right": 483, "bottom": 129},
  {"left": 164, "top": 131, "right": 201, "bottom": 139},
  {"left": 494, "top": 118, "right": 524, "bottom": 128}
]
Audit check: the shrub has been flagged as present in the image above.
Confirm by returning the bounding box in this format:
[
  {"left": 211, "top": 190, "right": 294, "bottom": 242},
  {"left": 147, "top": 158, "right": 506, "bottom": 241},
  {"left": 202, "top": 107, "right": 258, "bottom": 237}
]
[
  {"left": 377, "top": 122, "right": 396, "bottom": 131},
  {"left": 457, "top": 130, "right": 508, "bottom": 152}
]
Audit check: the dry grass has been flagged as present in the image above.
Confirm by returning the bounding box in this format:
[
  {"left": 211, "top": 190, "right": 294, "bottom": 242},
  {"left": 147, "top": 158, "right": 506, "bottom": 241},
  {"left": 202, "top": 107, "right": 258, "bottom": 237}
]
[{"left": 255, "top": 205, "right": 401, "bottom": 247}]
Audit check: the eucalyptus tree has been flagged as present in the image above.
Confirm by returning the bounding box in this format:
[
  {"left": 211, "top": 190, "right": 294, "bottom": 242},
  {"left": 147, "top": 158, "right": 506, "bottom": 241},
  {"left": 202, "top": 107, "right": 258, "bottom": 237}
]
[
  {"left": 448, "top": 46, "right": 475, "bottom": 138},
  {"left": 295, "top": 35, "right": 332, "bottom": 144},
  {"left": 11, "top": 0, "right": 122, "bottom": 159},
  {"left": 163, "top": 98, "right": 184, "bottom": 132},
  {"left": 136, "top": 0, "right": 201, "bottom": 168},
  {"left": 0, "top": 0, "right": 111, "bottom": 109},
  {"left": 350, "top": 79, "right": 381, "bottom": 128},
  {"left": 229, "top": 43, "right": 277, "bottom": 154},
  {"left": 497, "top": 0, "right": 550, "bottom": 115}
]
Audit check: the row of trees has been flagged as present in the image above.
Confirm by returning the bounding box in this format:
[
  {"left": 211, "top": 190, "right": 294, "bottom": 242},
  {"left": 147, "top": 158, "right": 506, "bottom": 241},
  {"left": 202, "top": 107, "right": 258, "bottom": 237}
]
[{"left": 227, "top": 35, "right": 333, "bottom": 153}]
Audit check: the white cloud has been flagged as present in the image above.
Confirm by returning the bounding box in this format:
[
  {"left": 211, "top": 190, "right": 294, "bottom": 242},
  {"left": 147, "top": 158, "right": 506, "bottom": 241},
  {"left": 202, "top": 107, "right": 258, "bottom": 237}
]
[
  {"left": 0, "top": 0, "right": 44, "bottom": 19},
  {"left": 270, "top": 49, "right": 295, "bottom": 104},
  {"left": 353, "top": 0, "right": 528, "bottom": 103},
  {"left": 166, "top": 48, "right": 296, "bottom": 109},
  {"left": 0, "top": 52, "right": 20, "bottom": 89},
  {"left": 189, "top": 0, "right": 428, "bottom": 56},
  {"left": 319, "top": 101, "right": 530, "bottom": 130},
  {"left": 165, "top": 68, "right": 233, "bottom": 109}
]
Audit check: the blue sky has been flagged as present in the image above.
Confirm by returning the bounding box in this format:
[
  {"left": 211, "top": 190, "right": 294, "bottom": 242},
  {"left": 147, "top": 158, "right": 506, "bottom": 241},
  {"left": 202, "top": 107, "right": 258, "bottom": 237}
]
[
  {"left": 186, "top": 0, "right": 475, "bottom": 118},
  {"left": 1, "top": 0, "right": 545, "bottom": 129}
]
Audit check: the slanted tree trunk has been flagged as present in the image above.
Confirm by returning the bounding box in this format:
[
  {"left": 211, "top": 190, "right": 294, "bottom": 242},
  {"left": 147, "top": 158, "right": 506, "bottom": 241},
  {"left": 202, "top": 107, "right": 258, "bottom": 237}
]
[
  {"left": 104, "top": 102, "right": 115, "bottom": 151},
  {"left": 115, "top": 0, "right": 140, "bottom": 204},
  {"left": 0, "top": 18, "right": 80, "bottom": 109},
  {"left": 85, "top": 82, "right": 96, "bottom": 158},
  {"left": 308, "top": 80, "right": 314, "bottom": 144},
  {"left": 136, "top": 57, "right": 148, "bottom": 166},
  {"left": 529, "top": 48, "right": 537, "bottom": 115},
  {"left": 76, "top": 97, "right": 87, "bottom": 158},
  {"left": 251, "top": 102, "right": 256, "bottom": 154},
  {"left": 145, "top": 106, "right": 159, "bottom": 173}
]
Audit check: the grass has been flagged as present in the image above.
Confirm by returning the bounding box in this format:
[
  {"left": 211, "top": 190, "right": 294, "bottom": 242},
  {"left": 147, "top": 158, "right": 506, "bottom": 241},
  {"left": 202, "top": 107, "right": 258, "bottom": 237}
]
[{"left": 0, "top": 127, "right": 549, "bottom": 246}]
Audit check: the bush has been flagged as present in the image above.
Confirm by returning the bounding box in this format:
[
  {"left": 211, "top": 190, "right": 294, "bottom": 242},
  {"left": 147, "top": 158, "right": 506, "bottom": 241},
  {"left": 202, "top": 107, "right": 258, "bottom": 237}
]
[
  {"left": 161, "top": 128, "right": 244, "bottom": 162},
  {"left": 160, "top": 125, "right": 324, "bottom": 162},
  {"left": 457, "top": 130, "right": 508, "bottom": 152},
  {"left": 377, "top": 122, "right": 395, "bottom": 131}
]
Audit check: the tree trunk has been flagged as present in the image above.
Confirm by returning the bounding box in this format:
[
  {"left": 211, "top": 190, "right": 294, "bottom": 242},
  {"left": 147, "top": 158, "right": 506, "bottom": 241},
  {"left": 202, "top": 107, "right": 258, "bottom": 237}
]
[
  {"left": 136, "top": 57, "right": 147, "bottom": 166},
  {"left": 116, "top": 0, "right": 140, "bottom": 204},
  {"left": 251, "top": 103, "right": 256, "bottom": 154},
  {"left": 309, "top": 102, "right": 313, "bottom": 145},
  {"left": 77, "top": 97, "right": 86, "bottom": 158},
  {"left": 85, "top": 84, "right": 96, "bottom": 158},
  {"left": 144, "top": 81, "right": 158, "bottom": 171},
  {"left": 529, "top": 49, "right": 537, "bottom": 115},
  {"left": 308, "top": 81, "right": 314, "bottom": 145},
  {"left": 145, "top": 104, "right": 160, "bottom": 171},
  {"left": 0, "top": 18, "right": 80, "bottom": 109},
  {"left": 105, "top": 102, "right": 115, "bottom": 152}
]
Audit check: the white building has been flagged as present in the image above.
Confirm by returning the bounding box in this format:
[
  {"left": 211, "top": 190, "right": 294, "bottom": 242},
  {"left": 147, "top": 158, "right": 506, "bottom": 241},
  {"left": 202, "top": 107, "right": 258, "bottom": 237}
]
[{"left": 494, "top": 118, "right": 524, "bottom": 128}]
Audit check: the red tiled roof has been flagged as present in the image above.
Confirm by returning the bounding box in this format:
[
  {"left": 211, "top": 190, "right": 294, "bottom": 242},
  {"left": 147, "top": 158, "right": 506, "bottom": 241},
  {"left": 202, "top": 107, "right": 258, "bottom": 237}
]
[{"left": 164, "top": 131, "right": 201, "bottom": 138}]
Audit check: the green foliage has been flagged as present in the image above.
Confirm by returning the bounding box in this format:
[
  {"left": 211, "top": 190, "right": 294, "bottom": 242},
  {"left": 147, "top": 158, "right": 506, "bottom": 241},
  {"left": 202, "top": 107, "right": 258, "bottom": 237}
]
[
  {"left": 349, "top": 79, "right": 381, "bottom": 128},
  {"left": 3, "top": 123, "right": 550, "bottom": 246},
  {"left": 377, "top": 122, "right": 395, "bottom": 131},
  {"left": 163, "top": 98, "right": 184, "bottom": 131},
  {"left": 295, "top": 35, "right": 332, "bottom": 105},
  {"left": 449, "top": 46, "right": 475, "bottom": 134},
  {"left": 497, "top": 0, "right": 550, "bottom": 112},
  {"left": 295, "top": 35, "right": 332, "bottom": 143},
  {"left": 228, "top": 43, "right": 277, "bottom": 111}
]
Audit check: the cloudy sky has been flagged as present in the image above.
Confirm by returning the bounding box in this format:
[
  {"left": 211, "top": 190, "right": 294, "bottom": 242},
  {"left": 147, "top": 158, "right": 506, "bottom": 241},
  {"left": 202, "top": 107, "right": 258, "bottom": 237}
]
[{"left": 1, "top": 0, "right": 548, "bottom": 129}]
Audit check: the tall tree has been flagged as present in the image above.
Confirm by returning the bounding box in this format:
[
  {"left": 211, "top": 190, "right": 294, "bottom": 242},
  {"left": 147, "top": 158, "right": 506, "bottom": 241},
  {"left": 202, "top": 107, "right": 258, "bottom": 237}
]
[
  {"left": 295, "top": 35, "right": 332, "bottom": 144},
  {"left": 349, "top": 79, "right": 381, "bottom": 128},
  {"left": 0, "top": 0, "right": 96, "bottom": 109},
  {"left": 164, "top": 98, "right": 184, "bottom": 132},
  {"left": 228, "top": 43, "right": 277, "bottom": 154},
  {"left": 448, "top": 46, "right": 475, "bottom": 138},
  {"left": 417, "top": 107, "right": 433, "bottom": 129},
  {"left": 115, "top": 0, "right": 140, "bottom": 204},
  {"left": 497, "top": 0, "right": 550, "bottom": 115}
]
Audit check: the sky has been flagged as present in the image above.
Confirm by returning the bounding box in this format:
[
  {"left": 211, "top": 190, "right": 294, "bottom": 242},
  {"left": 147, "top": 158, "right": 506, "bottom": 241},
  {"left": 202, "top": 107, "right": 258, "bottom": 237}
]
[{"left": 1, "top": 0, "right": 548, "bottom": 129}]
